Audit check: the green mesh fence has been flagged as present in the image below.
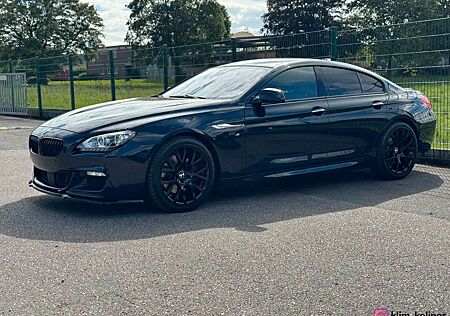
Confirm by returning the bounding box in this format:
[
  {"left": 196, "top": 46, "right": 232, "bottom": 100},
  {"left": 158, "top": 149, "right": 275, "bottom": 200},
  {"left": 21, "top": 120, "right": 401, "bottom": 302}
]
[
  {"left": 337, "top": 18, "right": 450, "bottom": 156},
  {"left": 0, "top": 17, "right": 449, "bottom": 158}
]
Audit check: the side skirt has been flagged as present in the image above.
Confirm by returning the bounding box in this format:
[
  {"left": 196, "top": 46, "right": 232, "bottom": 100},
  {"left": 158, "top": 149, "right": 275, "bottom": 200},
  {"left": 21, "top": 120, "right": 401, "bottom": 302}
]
[{"left": 262, "top": 161, "right": 359, "bottom": 179}]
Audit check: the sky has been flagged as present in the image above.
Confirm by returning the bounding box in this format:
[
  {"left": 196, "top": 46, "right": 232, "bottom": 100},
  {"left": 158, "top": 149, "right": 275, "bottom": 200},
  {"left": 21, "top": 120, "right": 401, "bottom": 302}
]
[{"left": 83, "top": 0, "right": 267, "bottom": 46}]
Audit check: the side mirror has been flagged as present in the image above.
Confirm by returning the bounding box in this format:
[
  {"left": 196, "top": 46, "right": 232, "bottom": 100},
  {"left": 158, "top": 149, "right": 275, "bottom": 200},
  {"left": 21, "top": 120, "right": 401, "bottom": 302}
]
[{"left": 253, "top": 88, "right": 286, "bottom": 105}]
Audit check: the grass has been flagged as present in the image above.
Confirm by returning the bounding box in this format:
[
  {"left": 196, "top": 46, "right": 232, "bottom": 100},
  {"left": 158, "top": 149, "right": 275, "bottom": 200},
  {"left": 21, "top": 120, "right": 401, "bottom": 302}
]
[
  {"left": 27, "top": 79, "right": 165, "bottom": 110},
  {"left": 393, "top": 77, "right": 450, "bottom": 150},
  {"left": 25, "top": 76, "right": 450, "bottom": 149}
]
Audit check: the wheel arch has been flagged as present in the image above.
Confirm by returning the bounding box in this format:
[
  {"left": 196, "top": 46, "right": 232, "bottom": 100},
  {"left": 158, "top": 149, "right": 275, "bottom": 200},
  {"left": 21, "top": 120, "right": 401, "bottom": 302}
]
[
  {"left": 149, "top": 129, "right": 222, "bottom": 182},
  {"left": 390, "top": 116, "right": 419, "bottom": 138},
  {"left": 377, "top": 116, "right": 419, "bottom": 146},
  {"left": 369, "top": 116, "right": 419, "bottom": 160},
  {"left": 371, "top": 116, "right": 419, "bottom": 180}
]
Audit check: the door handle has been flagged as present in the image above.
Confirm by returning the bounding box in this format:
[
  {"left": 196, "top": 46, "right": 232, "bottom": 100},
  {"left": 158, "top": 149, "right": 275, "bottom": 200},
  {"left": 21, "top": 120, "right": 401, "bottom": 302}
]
[
  {"left": 311, "top": 107, "right": 326, "bottom": 116},
  {"left": 212, "top": 123, "right": 244, "bottom": 130},
  {"left": 372, "top": 101, "right": 385, "bottom": 109}
]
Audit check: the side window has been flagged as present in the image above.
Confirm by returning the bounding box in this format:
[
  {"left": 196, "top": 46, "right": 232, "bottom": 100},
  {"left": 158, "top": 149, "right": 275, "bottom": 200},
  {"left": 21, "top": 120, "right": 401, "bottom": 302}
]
[
  {"left": 264, "top": 67, "right": 318, "bottom": 101},
  {"left": 358, "top": 73, "right": 384, "bottom": 94},
  {"left": 322, "top": 67, "right": 362, "bottom": 96}
]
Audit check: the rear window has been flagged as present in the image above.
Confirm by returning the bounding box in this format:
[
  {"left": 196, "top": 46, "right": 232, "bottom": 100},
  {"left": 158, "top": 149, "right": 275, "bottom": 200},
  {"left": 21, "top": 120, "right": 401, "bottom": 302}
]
[
  {"left": 358, "top": 73, "right": 384, "bottom": 94},
  {"left": 322, "top": 67, "right": 362, "bottom": 96}
]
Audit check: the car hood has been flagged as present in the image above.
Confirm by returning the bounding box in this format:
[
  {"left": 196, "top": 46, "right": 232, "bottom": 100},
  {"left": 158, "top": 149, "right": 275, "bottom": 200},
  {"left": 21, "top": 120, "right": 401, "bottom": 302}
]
[{"left": 42, "top": 97, "right": 231, "bottom": 134}]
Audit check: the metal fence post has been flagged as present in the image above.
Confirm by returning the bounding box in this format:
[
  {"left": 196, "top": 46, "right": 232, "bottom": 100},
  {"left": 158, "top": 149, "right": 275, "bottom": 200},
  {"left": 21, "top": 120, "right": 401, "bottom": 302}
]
[
  {"left": 68, "top": 55, "right": 76, "bottom": 110},
  {"left": 231, "top": 39, "right": 237, "bottom": 62},
  {"left": 8, "top": 60, "right": 14, "bottom": 73},
  {"left": 162, "top": 44, "right": 169, "bottom": 91},
  {"left": 35, "top": 58, "right": 43, "bottom": 118},
  {"left": 109, "top": 50, "right": 116, "bottom": 101},
  {"left": 330, "top": 26, "right": 338, "bottom": 61},
  {"left": 8, "top": 60, "right": 15, "bottom": 112}
]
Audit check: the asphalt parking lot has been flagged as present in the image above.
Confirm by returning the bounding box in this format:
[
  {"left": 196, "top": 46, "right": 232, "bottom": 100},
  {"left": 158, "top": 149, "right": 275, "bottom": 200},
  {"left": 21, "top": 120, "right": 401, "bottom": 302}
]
[{"left": 0, "top": 115, "right": 449, "bottom": 315}]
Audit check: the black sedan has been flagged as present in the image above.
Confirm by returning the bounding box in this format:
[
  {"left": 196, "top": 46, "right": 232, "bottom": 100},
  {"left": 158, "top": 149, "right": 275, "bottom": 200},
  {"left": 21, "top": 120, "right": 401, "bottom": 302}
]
[{"left": 29, "top": 59, "right": 436, "bottom": 212}]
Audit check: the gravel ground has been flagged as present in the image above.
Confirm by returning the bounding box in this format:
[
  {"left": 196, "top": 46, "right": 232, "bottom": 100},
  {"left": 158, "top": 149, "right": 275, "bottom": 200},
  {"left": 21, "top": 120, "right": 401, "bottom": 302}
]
[{"left": 0, "top": 115, "right": 449, "bottom": 315}]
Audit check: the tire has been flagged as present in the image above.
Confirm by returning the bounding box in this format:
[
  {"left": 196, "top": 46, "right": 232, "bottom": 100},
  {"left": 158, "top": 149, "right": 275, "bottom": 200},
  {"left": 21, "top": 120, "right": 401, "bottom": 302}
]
[
  {"left": 371, "top": 122, "right": 418, "bottom": 180},
  {"left": 145, "top": 137, "right": 216, "bottom": 213}
]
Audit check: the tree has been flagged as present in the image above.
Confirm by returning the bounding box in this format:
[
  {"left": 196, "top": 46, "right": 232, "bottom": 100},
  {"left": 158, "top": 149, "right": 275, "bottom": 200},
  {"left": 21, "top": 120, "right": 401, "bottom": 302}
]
[
  {"left": 0, "top": 0, "right": 104, "bottom": 60},
  {"left": 343, "top": 0, "right": 450, "bottom": 76},
  {"left": 126, "top": 0, "right": 230, "bottom": 47},
  {"left": 346, "top": 0, "right": 447, "bottom": 27},
  {"left": 262, "top": 0, "right": 345, "bottom": 35},
  {"left": 126, "top": 0, "right": 231, "bottom": 83},
  {"left": 438, "top": 0, "right": 450, "bottom": 16}
]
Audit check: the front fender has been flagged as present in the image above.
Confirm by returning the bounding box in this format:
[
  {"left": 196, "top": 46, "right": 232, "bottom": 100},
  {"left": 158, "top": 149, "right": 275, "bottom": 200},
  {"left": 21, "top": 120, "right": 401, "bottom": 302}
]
[{"left": 117, "top": 106, "right": 247, "bottom": 179}]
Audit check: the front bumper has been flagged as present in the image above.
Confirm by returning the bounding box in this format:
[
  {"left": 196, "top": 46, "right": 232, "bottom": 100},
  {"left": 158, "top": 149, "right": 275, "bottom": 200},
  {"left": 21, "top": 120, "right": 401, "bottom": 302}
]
[
  {"left": 29, "top": 126, "right": 152, "bottom": 203},
  {"left": 29, "top": 154, "right": 148, "bottom": 203},
  {"left": 29, "top": 178, "right": 142, "bottom": 204}
]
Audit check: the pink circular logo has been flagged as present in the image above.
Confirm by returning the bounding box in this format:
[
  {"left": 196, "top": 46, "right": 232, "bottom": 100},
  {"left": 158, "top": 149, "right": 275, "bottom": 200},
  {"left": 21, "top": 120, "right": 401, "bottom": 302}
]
[{"left": 373, "top": 307, "right": 390, "bottom": 316}]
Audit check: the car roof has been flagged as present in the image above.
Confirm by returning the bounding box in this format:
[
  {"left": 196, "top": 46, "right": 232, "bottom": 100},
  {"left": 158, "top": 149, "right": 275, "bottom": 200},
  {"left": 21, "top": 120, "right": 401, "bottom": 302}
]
[
  {"left": 219, "top": 58, "right": 317, "bottom": 68},
  {"left": 220, "top": 58, "right": 386, "bottom": 81}
]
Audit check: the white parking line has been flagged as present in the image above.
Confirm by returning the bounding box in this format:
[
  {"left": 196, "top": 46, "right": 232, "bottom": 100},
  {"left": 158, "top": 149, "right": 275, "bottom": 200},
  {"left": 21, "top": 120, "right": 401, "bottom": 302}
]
[{"left": 0, "top": 126, "right": 33, "bottom": 131}]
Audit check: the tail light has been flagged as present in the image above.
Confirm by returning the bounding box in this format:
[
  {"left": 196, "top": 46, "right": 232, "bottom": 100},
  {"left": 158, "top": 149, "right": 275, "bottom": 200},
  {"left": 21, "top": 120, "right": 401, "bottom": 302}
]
[{"left": 419, "top": 94, "right": 432, "bottom": 109}]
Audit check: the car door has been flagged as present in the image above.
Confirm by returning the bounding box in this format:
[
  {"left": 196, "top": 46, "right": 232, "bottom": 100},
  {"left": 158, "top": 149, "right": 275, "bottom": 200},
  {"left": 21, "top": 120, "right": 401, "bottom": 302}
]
[
  {"left": 319, "top": 66, "right": 388, "bottom": 162},
  {"left": 244, "top": 66, "right": 331, "bottom": 174}
]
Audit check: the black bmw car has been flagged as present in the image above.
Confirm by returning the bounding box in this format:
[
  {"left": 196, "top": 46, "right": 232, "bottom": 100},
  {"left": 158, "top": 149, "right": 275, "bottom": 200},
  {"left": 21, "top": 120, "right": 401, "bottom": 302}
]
[{"left": 29, "top": 59, "right": 436, "bottom": 212}]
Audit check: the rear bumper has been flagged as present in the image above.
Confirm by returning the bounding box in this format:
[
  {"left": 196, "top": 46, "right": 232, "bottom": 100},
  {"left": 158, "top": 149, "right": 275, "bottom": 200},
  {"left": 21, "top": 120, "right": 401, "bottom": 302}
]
[
  {"left": 419, "top": 141, "right": 432, "bottom": 154},
  {"left": 418, "top": 113, "right": 437, "bottom": 154}
]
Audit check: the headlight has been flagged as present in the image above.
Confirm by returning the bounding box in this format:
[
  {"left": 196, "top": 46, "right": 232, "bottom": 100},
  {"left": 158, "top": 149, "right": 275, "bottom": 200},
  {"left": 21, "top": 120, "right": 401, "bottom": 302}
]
[{"left": 77, "top": 131, "right": 136, "bottom": 152}]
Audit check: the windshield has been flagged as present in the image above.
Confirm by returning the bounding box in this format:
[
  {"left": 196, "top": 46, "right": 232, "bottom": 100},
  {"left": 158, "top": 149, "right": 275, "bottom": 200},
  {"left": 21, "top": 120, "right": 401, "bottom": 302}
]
[{"left": 162, "top": 66, "right": 271, "bottom": 99}]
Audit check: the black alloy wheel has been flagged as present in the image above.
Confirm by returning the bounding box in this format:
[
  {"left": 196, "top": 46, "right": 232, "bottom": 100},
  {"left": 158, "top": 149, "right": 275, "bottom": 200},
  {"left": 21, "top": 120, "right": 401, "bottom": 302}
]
[
  {"left": 146, "top": 137, "right": 215, "bottom": 212},
  {"left": 384, "top": 127, "right": 416, "bottom": 174},
  {"left": 161, "top": 145, "right": 209, "bottom": 204},
  {"left": 372, "top": 122, "right": 418, "bottom": 180}
]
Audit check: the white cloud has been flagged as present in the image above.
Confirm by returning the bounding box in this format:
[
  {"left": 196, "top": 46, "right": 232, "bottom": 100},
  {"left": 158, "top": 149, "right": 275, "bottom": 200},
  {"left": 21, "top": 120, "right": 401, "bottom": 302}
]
[
  {"left": 83, "top": 0, "right": 267, "bottom": 46},
  {"left": 81, "top": 0, "right": 130, "bottom": 46},
  {"left": 224, "top": 0, "right": 266, "bottom": 35}
]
